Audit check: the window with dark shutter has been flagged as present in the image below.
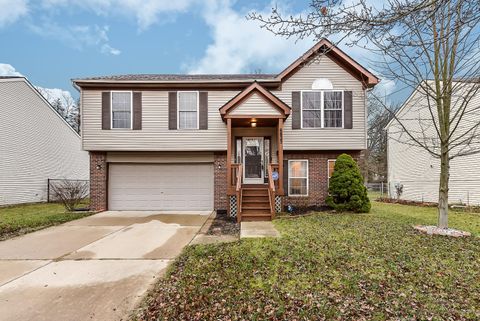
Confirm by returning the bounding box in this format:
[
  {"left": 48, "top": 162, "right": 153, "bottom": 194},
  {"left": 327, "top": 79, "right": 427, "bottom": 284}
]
[
  {"left": 168, "top": 91, "right": 177, "bottom": 130},
  {"left": 132, "top": 92, "right": 142, "bottom": 130},
  {"left": 199, "top": 92, "right": 208, "bottom": 130},
  {"left": 344, "top": 91, "right": 353, "bottom": 129},
  {"left": 101, "top": 92, "right": 111, "bottom": 130},
  {"left": 291, "top": 91, "right": 301, "bottom": 129}
]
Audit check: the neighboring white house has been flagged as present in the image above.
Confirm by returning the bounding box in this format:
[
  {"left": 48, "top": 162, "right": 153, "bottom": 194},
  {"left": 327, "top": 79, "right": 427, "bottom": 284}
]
[
  {"left": 0, "top": 76, "right": 89, "bottom": 206},
  {"left": 386, "top": 81, "right": 480, "bottom": 206}
]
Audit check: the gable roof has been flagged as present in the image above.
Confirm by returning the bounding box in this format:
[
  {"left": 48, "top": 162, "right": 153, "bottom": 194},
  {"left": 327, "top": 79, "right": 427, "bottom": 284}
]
[
  {"left": 72, "top": 38, "right": 379, "bottom": 89},
  {"left": 275, "top": 38, "right": 379, "bottom": 87},
  {"left": 219, "top": 82, "right": 290, "bottom": 119}
]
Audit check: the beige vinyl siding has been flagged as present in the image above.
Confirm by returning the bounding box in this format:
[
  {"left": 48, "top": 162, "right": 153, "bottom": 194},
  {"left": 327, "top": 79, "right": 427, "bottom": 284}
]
[
  {"left": 273, "top": 55, "right": 366, "bottom": 150},
  {"left": 106, "top": 151, "right": 214, "bottom": 163},
  {"left": 82, "top": 90, "right": 235, "bottom": 151},
  {"left": 387, "top": 84, "right": 480, "bottom": 205},
  {"left": 229, "top": 92, "right": 282, "bottom": 116},
  {"left": 0, "top": 79, "right": 89, "bottom": 206},
  {"left": 81, "top": 53, "right": 367, "bottom": 151}
]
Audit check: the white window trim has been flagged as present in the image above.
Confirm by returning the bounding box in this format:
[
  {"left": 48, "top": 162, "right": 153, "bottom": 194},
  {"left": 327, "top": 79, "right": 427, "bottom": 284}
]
[
  {"left": 327, "top": 159, "right": 336, "bottom": 187},
  {"left": 111, "top": 90, "right": 133, "bottom": 130},
  {"left": 288, "top": 159, "right": 309, "bottom": 197},
  {"left": 300, "top": 90, "right": 344, "bottom": 129},
  {"left": 177, "top": 91, "right": 199, "bottom": 130}
]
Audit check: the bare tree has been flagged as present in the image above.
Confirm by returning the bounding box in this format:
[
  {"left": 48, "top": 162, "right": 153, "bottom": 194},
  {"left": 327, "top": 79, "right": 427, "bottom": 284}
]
[
  {"left": 50, "top": 180, "right": 89, "bottom": 212},
  {"left": 37, "top": 87, "right": 80, "bottom": 132},
  {"left": 366, "top": 93, "right": 395, "bottom": 182},
  {"left": 249, "top": 0, "right": 480, "bottom": 229}
]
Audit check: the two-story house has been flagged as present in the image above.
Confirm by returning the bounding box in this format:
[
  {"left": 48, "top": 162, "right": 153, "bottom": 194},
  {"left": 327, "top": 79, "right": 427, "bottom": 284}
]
[{"left": 73, "top": 39, "right": 378, "bottom": 221}]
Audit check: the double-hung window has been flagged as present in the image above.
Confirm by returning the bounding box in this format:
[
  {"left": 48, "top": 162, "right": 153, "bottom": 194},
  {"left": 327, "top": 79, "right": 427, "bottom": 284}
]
[
  {"left": 288, "top": 160, "right": 308, "bottom": 196},
  {"left": 111, "top": 91, "right": 132, "bottom": 129},
  {"left": 178, "top": 91, "right": 198, "bottom": 129},
  {"left": 302, "top": 91, "right": 343, "bottom": 128}
]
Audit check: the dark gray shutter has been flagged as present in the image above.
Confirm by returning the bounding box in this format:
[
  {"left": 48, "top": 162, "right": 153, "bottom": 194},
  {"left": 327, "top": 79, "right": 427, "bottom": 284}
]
[
  {"left": 168, "top": 91, "right": 177, "bottom": 130},
  {"left": 132, "top": 92, "right": 142, "bottom": 130},
  {"left": 283, "top": 159, "right": 289, "bottom": 196},
  {"left": 199, "top": 92, "right": 208, "bottom": 130},
  {"left": 291, "top": 91, "right": 301, "bottom": 129},
  {"left": 344, "top": 91, "right": 353, "bottom": 129},
  {"left": 101, "top": 92, "right": 111, "bottom": 130}
]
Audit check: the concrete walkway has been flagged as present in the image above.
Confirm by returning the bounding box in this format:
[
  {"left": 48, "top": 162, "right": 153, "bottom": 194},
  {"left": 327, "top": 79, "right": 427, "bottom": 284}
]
[
  {"left": 240, "top": 221, "right": 280, "bottom": 238},
  {"left": 0, "top": 210, "right": 210, "bottom": 321}
]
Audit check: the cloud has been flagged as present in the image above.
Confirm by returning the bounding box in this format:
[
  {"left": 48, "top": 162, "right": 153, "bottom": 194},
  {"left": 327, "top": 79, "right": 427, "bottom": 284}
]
[
  {"left": 0, "top": 0, "right": 28, "bottom": 28},
  {"left": 41, "top": 0, "right": 196, "bottom": 30},
  {"left": 0, "top": 63, "right": 24, "bottom": 77},
  {"left": 29, "top": 22, "right": 121, "bottom": 55},
  {"left": 101, "top": 43, "right": 121, "bottom": 55},
  {"left": 186, "top": 1, "right": 313, "bottom": 74}
]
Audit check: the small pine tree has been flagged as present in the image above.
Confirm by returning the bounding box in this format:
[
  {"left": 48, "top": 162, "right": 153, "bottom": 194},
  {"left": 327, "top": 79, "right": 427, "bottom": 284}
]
[{"left": 326, "top": 154, "right": 371, "bottom": 213}]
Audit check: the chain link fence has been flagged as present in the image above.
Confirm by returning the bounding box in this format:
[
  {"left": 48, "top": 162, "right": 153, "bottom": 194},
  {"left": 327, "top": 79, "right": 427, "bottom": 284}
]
[{"left": 365, "top": 182, "right": 387, "bottom": 199}]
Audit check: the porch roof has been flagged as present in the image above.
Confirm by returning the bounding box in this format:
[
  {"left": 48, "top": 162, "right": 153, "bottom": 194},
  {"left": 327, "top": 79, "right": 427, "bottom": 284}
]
[{"left": 219, "top": 82, "right": 291, "bottom": 121}]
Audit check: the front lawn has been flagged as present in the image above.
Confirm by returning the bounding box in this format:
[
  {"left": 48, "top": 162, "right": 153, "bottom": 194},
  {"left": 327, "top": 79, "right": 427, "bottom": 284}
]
[
  {"left": 135, "top": 202, "right": 480, "bottom": 320},
  {"left": 0, "top": 202, "right": 93, "bottom": 240}
]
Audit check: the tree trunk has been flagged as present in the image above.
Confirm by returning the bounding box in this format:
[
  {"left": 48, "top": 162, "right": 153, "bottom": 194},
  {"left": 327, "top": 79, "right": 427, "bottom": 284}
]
[{"left": 438, "top": 145, "right": 450, "bottom": 228}]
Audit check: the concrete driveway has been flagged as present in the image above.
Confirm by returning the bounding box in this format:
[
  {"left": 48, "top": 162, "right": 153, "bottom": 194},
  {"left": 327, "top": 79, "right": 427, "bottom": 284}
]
[{"left": 0, "top": 210, "right": 211, "bottom": 321}]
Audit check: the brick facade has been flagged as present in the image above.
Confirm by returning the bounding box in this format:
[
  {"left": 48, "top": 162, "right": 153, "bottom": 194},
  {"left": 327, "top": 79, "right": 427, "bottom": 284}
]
[
  {"left": 214, "top": 152, "right": 228, "bottom": 213},
  {"left": 89, "top": 151, "right": 107, "bottom": 212},
  {"left": 282, "top": 150, "right": 362, "bottom": 209}
]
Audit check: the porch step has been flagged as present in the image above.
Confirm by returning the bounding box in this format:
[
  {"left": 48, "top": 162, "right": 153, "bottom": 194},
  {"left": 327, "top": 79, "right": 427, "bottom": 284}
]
[
  {"left": 242, "top": 189, "right": 268, "bottom": 196},
  {"left": 241, "top": 208, "right": 271, "bottom": 215},
  {"left": 242, "top": 214, "right": 272, "bottom": 222},
  {"left": 242, "top": 205, "right": 270, "bottom": 210}
]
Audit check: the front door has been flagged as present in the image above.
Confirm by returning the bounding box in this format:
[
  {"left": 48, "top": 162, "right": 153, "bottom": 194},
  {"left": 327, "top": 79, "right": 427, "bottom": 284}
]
[{"left": 243, "top": 137, "right": 264, "bottom": 184}]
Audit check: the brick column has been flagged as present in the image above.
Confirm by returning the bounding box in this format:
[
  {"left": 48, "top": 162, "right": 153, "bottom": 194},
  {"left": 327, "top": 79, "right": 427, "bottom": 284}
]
[
  {"left": 214, "top": 152, "right": 228, "bottom": 213},
  {"left": 90, "top": 151, "right": 107, "bottom": 212}
]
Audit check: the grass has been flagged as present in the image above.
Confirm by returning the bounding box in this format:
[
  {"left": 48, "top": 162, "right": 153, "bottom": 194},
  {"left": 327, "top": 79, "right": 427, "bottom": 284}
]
[
  {"left": 0, "top": 202, "right": 93, "bottom": 240},
  {"left": 135, "top": 201, "right": 480, "bottom": 320}
]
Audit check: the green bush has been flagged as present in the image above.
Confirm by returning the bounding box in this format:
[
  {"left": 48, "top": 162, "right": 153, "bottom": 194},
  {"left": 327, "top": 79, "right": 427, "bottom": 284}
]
[{"left": 326, "top": 154, "right": 371, "bottom": 213}]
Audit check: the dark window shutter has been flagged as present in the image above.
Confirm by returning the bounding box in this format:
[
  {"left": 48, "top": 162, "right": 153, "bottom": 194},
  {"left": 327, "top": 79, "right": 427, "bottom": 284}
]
[
  {"left": 291, "top": 91, "right": 301, "bottom": 129},
  {"left": 132, "top": 92, "right": 142, "bottom": 130},
  {"left": 344, "top": 91, "right": 353, "bottom": 129},
  {"left": 283, "top": 159, "right": 289, "bottom": 196},
  {"left": 101, "top": 91, "right": 111, "bottom": 130},
  {"left": 168, "top": 91, "right": 177, "bottom": 130},
  {"left": 199, "top": 92, "right": 208, "bottom": 130}
]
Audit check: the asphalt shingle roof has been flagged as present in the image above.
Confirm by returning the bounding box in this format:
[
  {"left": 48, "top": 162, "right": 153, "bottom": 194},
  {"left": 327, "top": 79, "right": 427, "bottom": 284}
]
[{"left": 74, "top": 73, "right": 277, "bottom": 82}]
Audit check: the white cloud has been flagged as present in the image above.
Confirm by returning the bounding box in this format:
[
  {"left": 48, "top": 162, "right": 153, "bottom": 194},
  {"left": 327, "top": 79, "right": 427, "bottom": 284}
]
[
  {"left": 0, "top": 0, "right": 28, "bottom": 28},
  {"left": 29, "top": 22, "right": 121, "bottom": 55},
  {"left": 41, "top": 0, "right": 196, "bottom": 30},
  {"left": 187, "top": 1, "right": 313, "bottom": 74},
  {"left": 0, "top": 63, "right": 24, "bottom": 77},
  {"left": 101, "top": 43, "right": 121, "bottom": 55}
]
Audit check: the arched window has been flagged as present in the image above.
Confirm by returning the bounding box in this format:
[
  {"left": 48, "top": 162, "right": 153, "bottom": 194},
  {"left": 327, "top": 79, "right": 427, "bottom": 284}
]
[{"left": 311, "top": 78, "right": 333, "bottom": 90}]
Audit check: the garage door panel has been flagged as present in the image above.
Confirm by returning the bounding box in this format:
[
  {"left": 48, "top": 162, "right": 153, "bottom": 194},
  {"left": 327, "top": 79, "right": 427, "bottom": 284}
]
[{"left": 108, "top": 164, "right": 214, "bottom": 211}]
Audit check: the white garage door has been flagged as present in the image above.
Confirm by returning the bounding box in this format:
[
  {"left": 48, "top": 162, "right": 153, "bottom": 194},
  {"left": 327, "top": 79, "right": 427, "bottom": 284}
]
[{"left": 108, "top": 163, "right": 214, "bottom": 211}]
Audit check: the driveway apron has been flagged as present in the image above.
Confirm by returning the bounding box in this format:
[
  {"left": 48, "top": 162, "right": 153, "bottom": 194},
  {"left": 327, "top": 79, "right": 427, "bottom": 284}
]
[{"left": 0, "top": 211, "right": 210, "bottom": 321}]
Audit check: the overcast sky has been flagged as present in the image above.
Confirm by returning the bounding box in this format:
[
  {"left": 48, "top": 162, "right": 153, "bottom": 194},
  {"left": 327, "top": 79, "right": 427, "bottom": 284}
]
[{"left": 0, "top": 0, "right": 402, "bottom": 102}]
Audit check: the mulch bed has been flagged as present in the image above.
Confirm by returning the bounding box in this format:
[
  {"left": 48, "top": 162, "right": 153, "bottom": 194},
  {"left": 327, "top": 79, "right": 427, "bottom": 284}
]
[{"left": 206, "top": 212, "right": 240, "bottom": 236}]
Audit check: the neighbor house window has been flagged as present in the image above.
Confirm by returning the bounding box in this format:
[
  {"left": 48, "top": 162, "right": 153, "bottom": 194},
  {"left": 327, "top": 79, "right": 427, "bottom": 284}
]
[
  {"left": 328, "top": 159, "right": 336, "bottom": 186},
  {"left": 288, "top": 160, "right": 308, "bottom": 196},
  {"left": 302, "top": 91, "right": 343, "bottom": 128},
  {"left": 111, "top": 91, "right": 132, "bottom": 129},
  {"left": 178, "top": 91, "right": 198, "bottom": 129}
]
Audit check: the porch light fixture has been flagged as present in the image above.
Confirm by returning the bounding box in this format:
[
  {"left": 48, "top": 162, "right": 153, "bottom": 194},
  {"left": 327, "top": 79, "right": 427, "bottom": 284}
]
[{"left": 250, "top": 119, "right": 257, "bottom": 127}]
